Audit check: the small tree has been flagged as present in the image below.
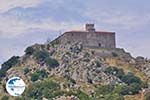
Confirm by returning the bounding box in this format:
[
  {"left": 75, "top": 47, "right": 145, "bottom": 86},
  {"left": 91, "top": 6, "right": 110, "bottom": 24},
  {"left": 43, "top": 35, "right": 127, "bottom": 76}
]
[
  {"left": 31, "top": 70, "right": 48, "bottom": 82},
  {"left": 34, "top": 51, "right": 49, "bottom": 62},
  {"left": 46, "top": 58, "right": 59, "bottom": 69},
  {"left": 37, "top": 69, "right": 48, "bottom": 78},
  {"left": 0, "top": 70, "right": 6, "bottom": 78},
  {"left": 31, "top": 72, "right": 40, "bottom": 82},
  {"left": 25, "top": 46, "right": 34, "bottom": 55},
  {"left": 128, "top": 83, "right": 141, "bottom": 95},
  {"left": 25, "top": 80, "right": 60, "bottom": 99},
  {"left": 114, "top": 84, "right": 129, "bottom": 95},
  {"left": 1, "top": 56, "right": 19, "bottom": 71},
  {"left": 121, "top": 72, "right": 142, "bottom": 85}
]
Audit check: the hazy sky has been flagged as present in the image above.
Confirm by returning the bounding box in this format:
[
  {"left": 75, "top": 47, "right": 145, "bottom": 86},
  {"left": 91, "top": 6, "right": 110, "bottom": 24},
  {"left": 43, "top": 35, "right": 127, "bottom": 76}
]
[{"left": 0, "top": 0, "right": 150, "bottom": 65}]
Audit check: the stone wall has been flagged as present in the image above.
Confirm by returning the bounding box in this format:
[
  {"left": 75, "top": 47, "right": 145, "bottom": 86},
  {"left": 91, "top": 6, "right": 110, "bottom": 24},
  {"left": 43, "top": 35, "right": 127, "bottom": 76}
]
[{"left": 57, "top": 31, "right": 116, "bottom": 48}]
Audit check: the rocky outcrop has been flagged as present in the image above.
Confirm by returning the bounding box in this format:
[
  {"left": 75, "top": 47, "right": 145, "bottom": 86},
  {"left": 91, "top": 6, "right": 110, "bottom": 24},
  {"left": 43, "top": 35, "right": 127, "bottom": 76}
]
[{"left": 1, "top": 41, "right": 150, "bottom": 99}]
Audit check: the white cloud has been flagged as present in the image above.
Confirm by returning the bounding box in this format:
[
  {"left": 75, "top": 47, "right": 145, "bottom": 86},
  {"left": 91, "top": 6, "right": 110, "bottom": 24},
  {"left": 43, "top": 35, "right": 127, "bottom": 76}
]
[
  {"left": 0, "top": 16, "right": 27, "bottom": 38},
  {"left": 83, "top": 7, "right": 150, "bottom": 31},
  {"left": 0, "top": 15, "right": 83, "bottom": 38},
  {"left": 31, "top": 18, "right": 83, "bottom": 31},
  {"left": 0, "top": 0, "right": 42, "bottom": 13},
  {"left": 0, "top": 0, "right": 85, "bottom": 38}
]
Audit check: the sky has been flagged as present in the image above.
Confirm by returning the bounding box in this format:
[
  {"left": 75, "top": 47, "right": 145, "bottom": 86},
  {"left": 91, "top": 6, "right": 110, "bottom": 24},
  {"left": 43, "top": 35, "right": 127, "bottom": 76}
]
[{"left": 0, "top": 0, "right": 150, "bottom": 66}]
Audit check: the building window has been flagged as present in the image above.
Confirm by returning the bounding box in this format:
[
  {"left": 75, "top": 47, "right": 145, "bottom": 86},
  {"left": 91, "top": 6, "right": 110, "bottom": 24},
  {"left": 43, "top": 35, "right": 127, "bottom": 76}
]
[{"left": 98, "top": 43, "right": 101, "bottom": 47}]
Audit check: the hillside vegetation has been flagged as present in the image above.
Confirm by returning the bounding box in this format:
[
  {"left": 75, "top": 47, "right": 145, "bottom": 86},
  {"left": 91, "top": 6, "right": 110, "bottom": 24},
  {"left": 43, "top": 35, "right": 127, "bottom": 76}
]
[{"left": 0, "top": 40, "right": 150, "bottom": 100}]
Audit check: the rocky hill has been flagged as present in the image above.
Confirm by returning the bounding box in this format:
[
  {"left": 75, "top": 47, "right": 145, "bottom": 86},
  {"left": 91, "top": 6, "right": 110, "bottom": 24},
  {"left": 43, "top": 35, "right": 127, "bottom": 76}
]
[{"left": 0, "top": 39, "right": 150, "bottom": 100}]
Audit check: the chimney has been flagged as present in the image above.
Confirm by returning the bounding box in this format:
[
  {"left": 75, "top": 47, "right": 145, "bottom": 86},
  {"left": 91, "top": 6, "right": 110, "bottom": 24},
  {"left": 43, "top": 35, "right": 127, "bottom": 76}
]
[{"left": 85, "top": 24, "right": 95, "bottom": 32}]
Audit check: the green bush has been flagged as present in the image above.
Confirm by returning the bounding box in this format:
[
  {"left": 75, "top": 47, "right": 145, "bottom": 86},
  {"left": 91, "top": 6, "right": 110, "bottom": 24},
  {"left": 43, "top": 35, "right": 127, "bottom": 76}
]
[
  {"left": 37, "top": 69, "right": 48, "bottom": 78},
  {"left": 34, "top": 50, "right": 59, "bottom": 69},
  {"left": 116, "top": 83, "right": 142, "bottom": 95},
  {"left": 105, "top": 67, "right": 144, "bottom": 95},
  {"left": 141, "top": 81, "right": 148, "bottom": 88},
  {"left": 31, "top": 69, "right": 48, "bottom": 82},
  {"left": 34, "top": 50, "right": 49, "bottom": 62},
  {"left": 31, "top": 72, "right": 40, "bottom": 82},
  {"left": 0, "top": 70, "right": 6, "bottom": 78},
  {"left": 25, "top": 80, "right": 60, "bottom": 99},
  {"left": 1, "top": 56, "right": 19, "bottom": 71},
  {"left": 46, "top": 58, "right": 59, "bottom": 69},
  {"left": 0, "top": 78, "right": 2, "bottom": 84},
  {"left": 105, "top": 67, "right": 125, "bottom": 79},
  {"left": 95, "top": 85, "right": 125, "bottom": 100},
  {"left": 105, "top": 67, "right": 142, "bottom": 85},
  {"left": 76, "top": 90, "right": 92, "bottom": 100},
  {"left": 0, "top": 56, "right": 19, "bottom": 79},
  {"left": 114, "top": 84, "right": 129, "bottom": 95},
  {"left": 104, "top": 93, "right": 124, "bottom": 100},
  {"left": 23, "top": 68, "right": 30, "bottom": 75},
  {"left": 25, "top": 46, "right": 35, "bottom": 55},
  {"left": 1, "top": 95, "right": 9, "bottom": 100},
  {"left": 96, "top": 85, "right": 114, "bottom": 95},
  {"left": 128, "top": 83, "right": 141, "bottom": 95},
  {"left": 15, "top": 97, "right": 26, "bottom": 100},
  {"left": 24, "top": 79, "right": 92, "bottom": 100},
  {"left": 121, "top": 72, "right": 142, "bottom": 85}
]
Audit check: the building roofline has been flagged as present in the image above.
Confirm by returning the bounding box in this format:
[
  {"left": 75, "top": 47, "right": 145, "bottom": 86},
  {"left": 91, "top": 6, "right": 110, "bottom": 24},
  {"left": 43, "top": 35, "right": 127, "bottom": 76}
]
[{"left": 65, "top": 30, "right": 115, "bottom": 34}]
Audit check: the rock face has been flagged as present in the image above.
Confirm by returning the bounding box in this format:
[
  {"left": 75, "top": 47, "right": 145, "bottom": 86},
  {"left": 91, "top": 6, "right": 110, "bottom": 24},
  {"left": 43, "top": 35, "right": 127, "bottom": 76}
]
[
  {"left": 2, "top": 41, "right": 149, "bottom": 85},
  {"left": 50, "top": 42, "right": 125, "bottom": 85},
  {"left": 134, "top": 57, "right": 150, "bottom": 77}
]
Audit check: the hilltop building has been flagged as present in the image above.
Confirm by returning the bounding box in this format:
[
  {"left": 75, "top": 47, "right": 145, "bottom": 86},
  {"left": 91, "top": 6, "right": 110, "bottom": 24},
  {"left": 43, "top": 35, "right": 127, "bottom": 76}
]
[{"left": 56, "top": 24, "right": 116, "bottom": 48}]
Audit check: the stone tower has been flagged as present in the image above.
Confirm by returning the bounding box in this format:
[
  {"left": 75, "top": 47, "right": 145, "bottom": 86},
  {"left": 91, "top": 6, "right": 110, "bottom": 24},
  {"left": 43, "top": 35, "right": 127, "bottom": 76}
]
[{"left": 85, "top": 24, "right": 95, "bottom": 32}]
